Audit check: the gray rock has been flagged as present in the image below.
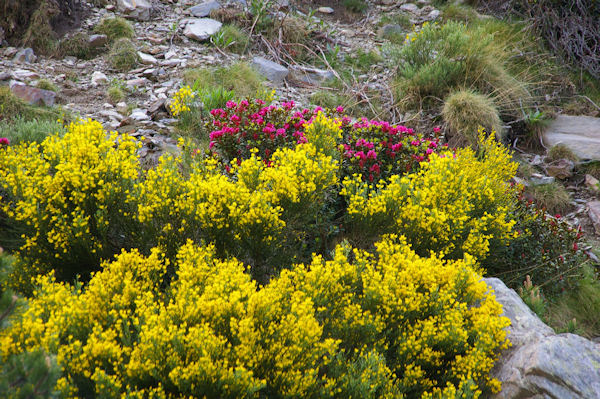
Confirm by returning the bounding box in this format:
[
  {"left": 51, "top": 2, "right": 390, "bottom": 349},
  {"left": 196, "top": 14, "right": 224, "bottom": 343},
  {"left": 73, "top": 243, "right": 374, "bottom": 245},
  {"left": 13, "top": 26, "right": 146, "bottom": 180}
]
[
  {"left": 543, "top": 115, "right": 600, "bottom": 160},
  {"left": 289, "top": 66, "right": 334, "bottom": 85},
  {"left": 486, "top": 278, "right": 600, "bottom": 399},
  {"left": 189, "top": 0, "right": 221, "bottom": 17},
  {"left": 138, "top": 51, "right": 158, "bottom": 65},
  {"left": 0, "top": 72, "right": 10, "bottom": 81},
  {"left": 13, "top": 48, "right": 36, "bottom": 63},
  {"left": 585, "top": 174, "right": 600, "bottom": 193},
  {"left": 130, "top": 108, "right": 150, "bottom": 121},
  {"left": 183, "top": 18, "right": 222, "bottom": 41},
  {"left": 117, "top": 0, "right": 152, "bottom": 21},
  {"left": 88, "top": 34, "right": 108, "bottom": 48},
  {"left": 10, "top": 84, "right": 56, "bottom": 107},
  {"left": 91, "top": 71, "right": 109, "bottom": 86},
  {"left": 252, "top": 56, "right": 288, "bottom": 84},
  {"left": 530, "top": 173, "right": 555, "bottom": 185},
  {"left": 11, "top": 69, "right": 39, "bottom": 81},
  {"left": 379, "top": 24, "right": 404, "bottom": 39},
  {"left": 426, "top": 9, "right": 440, "bottom": 20},
  {"left": 588, "top": 201, "right": 600, "bottom": 235},
  {"left": 545, "top": 159, "right": 575, "bottom": 179},
  {"left": 400, "top": 3, "right": 419, "bottom": 13}
]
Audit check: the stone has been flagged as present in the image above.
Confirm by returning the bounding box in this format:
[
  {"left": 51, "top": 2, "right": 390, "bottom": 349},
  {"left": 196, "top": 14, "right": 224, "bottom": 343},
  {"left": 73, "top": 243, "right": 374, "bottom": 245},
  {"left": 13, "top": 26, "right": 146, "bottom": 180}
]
[
  {"left": 138, "top": 51, "right": 158, "bottom": 65},
  {"left": 183, "top": 18, "right": 222, "bottom": 41},
  {"left": 252, "top": 56, "right": 289, "bottom": 84},
  {"left": 400, "top": 3, "right": 419, "bottom": 13},
  {"left": 0, "top": 72, "right": 10, "bottom": 81},
  {"left": 189, "top": 0, "right": 221, "bottom": 17},
  {"left": 545, "top": 158, "right": 575, "bottom": 179},
  {"left": 318, "top": 6, "right": 334, "bottom": 14},
  {"left": 530, "top": 173, "right": 555, "bottom": 185},
  {"left": 117, "top": 0, "right": 152, "bottom": 21},
  {"left": 543, "top": 115, "right": 600, "bottom": 160},
  {"left": 585, "top": 174, "right": 600, "bottom": 193},
  {"left": 13, "top": 48, "right": 36, "bottom": 63},
  {"left": 91, "top": 71, "right": 109, "bottom": 86},
  {"left": 426, "top": 9, "right": 440, "bottom": 20},
  {"left": 486, "top": 277, "right": 600, "bottom": 399},
  {"left": 88, "top": 34, "right": 108, "bottom": 48},
  {"left": 289, "top": 66, "right": 335, "bottom": 85},
  {"left": 11, "top": 69, "right": 39, "bottom": 81},
  {"left": 588, "top": 201, "right": 600, "bottom": 235},
  {"left": 378, "top": 24, "right": 404, "bottom": 39},
  {"left": 10, "top": 84, "right": 56, "bottom": 107},
  {"left": 126, "top": 78, "right": 149, "bottom": 89},
  {"left": 130, "top": 108, "right": 151, "bottom": 121}
]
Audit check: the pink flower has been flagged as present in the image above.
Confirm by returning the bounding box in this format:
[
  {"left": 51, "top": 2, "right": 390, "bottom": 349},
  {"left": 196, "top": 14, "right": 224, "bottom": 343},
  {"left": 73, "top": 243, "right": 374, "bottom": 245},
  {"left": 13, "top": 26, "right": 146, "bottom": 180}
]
[
  {"left": 0, "top": 137, "right": 9, "bottom": 145},
  {"left": 433, "top": 126, "right": 441, "bottom": 134},
  {"left": 369, "top": 163, "right": 380, "bottom": 174},
  {"left": 336, "top": 106, "right": 344, "bottom": 113},
  {"left": 226, "top": 100, "right": 237, "bottom": 109},
  {"left": 426, "top": 148, "right": 433, "bottom": 155},
  {"left": 366, "top": 150, "right": 377, "bottom": 160}
]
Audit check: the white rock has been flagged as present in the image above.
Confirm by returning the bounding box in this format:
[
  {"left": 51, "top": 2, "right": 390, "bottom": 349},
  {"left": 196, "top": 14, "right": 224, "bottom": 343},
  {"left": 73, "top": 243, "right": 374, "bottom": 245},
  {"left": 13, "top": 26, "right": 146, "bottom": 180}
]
[
  {"left": 138, "top": 51, "right": 158, "bottom": 65},
  {"left": 130, "top": 108, "right": 150, "bottom": 121},
  {"left": 427, "top": 9, "right": 440, "bottom": 20},
  {"left": 317, "top": 6, "right": 334, "bottom": 14},
  {"left": 183, "top": 18, "right": 222, "bottom": 41},
  {"left": 117, "top": 0, "right": 152, "bottom": 21},
  {"left": 91, "top": 71, "right": 109, "bottom": 86},
  {"left": 11, "top": 69, "right": 39, "bottom": 81},
  {"left": 543, "top": 115, "right": 600, "bottom": 160}
]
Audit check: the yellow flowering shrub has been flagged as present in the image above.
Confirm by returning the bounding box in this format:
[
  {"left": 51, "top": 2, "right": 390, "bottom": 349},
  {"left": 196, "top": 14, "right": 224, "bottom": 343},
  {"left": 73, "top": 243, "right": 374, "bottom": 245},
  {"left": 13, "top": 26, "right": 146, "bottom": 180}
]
[
  {"left": 137, "top": 142, "right": 338, "bottom": 279},
  {"left": 1, "top": 236, "right": 509, "bottom": 398},
  {"left": 169, "top": 85, "right": 194, "bottom": 117},
  {"left": 0, "top": 119, "right": 141, "bottom": 291},
  {"left": 342, "top": 130, "right": 517, "bottom": 262}
]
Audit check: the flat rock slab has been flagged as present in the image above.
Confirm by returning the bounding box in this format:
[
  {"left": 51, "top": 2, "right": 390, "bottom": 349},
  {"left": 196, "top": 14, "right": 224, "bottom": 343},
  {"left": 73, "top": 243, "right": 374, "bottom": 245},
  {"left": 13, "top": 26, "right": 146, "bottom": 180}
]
[
  {"left": 485, "top": 278, "right": 600, "bottom": 399},
  {"left": 117, "top": 0, "right": 152, "bottom": 21},
  {"left": 543, "top": 115, "right": 600, "bottom": 160},
  {"left": 183, "top": 18, "right": 222, "bottom": 41}
]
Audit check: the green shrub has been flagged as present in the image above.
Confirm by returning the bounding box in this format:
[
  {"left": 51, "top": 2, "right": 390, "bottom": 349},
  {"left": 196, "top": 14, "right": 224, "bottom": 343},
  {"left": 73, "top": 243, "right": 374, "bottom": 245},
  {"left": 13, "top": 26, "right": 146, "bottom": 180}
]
[
  {"left": 56, "top": 32, "right": 94, "bottom": 59},
  {"left": 212, "top": 24, "right": 249, "bottom": 53},
  {"left": 94, "top": 16, "right": 134, "bottom": 42},
  {"left": 482, "top": 195, "right": 586, "bottom": 295},
  {"left": 35, "top": 79, "right": 58, "bottom": 93},
  {"left": 442, "top": 89, "right": 503, "bottom": 147},
  {"left": 343, "top": 0, "right": 368, "bottom": 13},
  {"left": 0, "top": 238, "right": 510, "bottom": 398},
  {"left": 391, "top": 21, "right": 531, "bottom": 118},
  {"left": 0, "top": 117, "right": 65, "bottom": 145},
  {"left": 106, "top": 85, "right": 125, "bottom": 103},
  {"left": 184, "top": 62, "right": 264, "bottom": 100},
  {"left": 107, "top": 38, "right": 139, "bottom": 71}
]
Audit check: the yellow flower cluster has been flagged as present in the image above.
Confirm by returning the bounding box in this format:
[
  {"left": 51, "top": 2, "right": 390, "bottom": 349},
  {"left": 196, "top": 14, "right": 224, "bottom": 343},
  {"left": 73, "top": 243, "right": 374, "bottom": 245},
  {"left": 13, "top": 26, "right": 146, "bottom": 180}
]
[
  {"left": 1, "top": 236, "right": 509, "bottom": 398},
  {"left": 304, "top": 111, "right": 343, "bottom": 159},
  {"left": 138, "top": 143, "right": 338, "bottom": 273},
  {"left": 0, "top": 119, "right": 141, "bottom": 291},
  {"left": 169, "top": 85, "right": 195, "bottom": 117},
  {"left": 342, "top": 130, "right": 517, "bottom": 263}
]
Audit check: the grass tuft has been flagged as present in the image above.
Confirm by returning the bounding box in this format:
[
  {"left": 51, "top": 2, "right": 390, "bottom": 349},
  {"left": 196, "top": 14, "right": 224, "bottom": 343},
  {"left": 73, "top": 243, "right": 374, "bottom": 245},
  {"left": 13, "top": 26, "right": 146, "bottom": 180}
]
[
  {"left": 107, "top": 38, "right": 139, "bottom": 72},
  {"left": 183, "top": 62, "right": 264, "bottom": 100},
  {"left": 525, "top": 182, "right": 571, "bottom": 215},
  {"left": 547, "top": 144, "right": 579, "bottom": 163},
  {"left": 442, "top": 89, "right": 503, "bottom": 147},
  {"left": 95, "top": 16, "right": 135, "bottom": 43}
]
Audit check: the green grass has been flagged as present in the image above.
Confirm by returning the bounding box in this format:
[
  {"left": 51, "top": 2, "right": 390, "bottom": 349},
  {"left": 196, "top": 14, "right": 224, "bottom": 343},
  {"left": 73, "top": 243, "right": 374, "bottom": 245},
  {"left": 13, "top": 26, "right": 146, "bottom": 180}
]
[
  {"left": 343, "top": 0, "right": 368, "bottom": 13},
  {"left": 57, "top": 33, "right": 94, "bottom": 60},
  {"left": 0, "top": 87, "right": 63, "bottom": 123},
  {"left": 211, "top": 24, "right": 249, "bottom": 54},
  {"left": 183, "top": 62, "right": 264, "bottom": 100},
  {"left": 525, "top": 182, "right": 571, "bottom": 215},
  {"left": 35, "top": 79, "right": 58, "bottom": 93},
  {"left": 107, "top": 38, "right": 139, "bottom": 72},
  {"left": 547, "top": 144, "right": 579, "bottom": 163},
  {"left": 95, "top": 17, "right": 135, "bottom": 42},
  {"left": 0, "top": 117, "right": 66, "bottom": 145}
]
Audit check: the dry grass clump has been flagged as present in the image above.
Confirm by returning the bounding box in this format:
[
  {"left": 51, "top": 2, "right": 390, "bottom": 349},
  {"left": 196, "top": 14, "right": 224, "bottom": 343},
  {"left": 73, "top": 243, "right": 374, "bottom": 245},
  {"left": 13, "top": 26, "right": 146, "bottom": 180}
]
[
  {"left": 525, "top": 182, "right": 571, "bottom": 215},
  {"left": 546, "top": 144, "right": 579, "bottom": 163},
  {"left": 442, "top": 89, "right": 503, "bottom": 147},
  {"left": 95, "top": 16, "right": 134, "bottom": 43}
]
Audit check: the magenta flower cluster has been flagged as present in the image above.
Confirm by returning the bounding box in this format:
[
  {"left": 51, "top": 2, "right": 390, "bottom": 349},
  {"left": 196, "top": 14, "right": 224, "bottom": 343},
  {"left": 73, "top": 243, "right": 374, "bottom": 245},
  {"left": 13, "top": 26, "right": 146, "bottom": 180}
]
[
  {"left": 341, "top": 118, "right": 444, "bottom": 183},
  {"left": 207, "top": 99, "right": 445, "bottom": 183},
  {"left": 0, "top": 137, "right": 9, "bottom": 146}
]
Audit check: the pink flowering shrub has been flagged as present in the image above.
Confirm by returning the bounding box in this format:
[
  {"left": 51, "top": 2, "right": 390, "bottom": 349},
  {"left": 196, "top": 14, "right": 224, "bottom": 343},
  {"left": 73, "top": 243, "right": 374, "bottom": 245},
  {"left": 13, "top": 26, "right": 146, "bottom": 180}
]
[
  {"left": 340, "top": 119, "right": 444, "bottom": 183},
  {"left": 0, "top": 137, "right": 9, "bottom": 147},
  {"left": 208, "top": 100, "right": 444, "bottom": 183}
]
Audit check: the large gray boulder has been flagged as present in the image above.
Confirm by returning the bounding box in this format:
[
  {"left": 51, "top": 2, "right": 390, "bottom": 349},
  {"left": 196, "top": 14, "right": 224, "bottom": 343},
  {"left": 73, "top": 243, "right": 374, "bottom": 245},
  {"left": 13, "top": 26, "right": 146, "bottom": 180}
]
[
  {"left": 543, "top": 115, "right": 600, "bottom": 160},
  {"left": 189, "top": 0, "right": 221, "bottom": 17},
  {"left": 117, "top": 0, "right": 152, "bottom": 21},
  {"left": 485, "top": 277, "right": 600, "bottom": 399}
]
